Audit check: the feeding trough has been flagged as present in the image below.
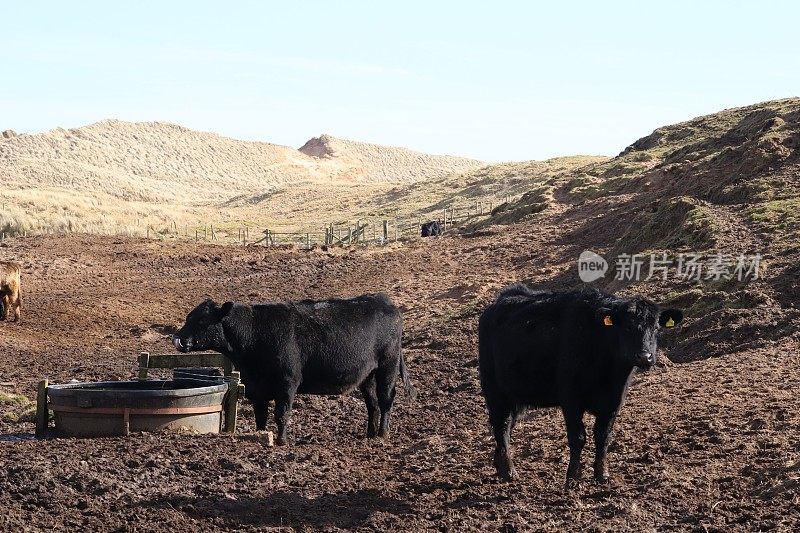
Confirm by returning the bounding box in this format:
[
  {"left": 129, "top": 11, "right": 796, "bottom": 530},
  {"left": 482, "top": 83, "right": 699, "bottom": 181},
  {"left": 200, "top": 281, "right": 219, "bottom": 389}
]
[
  {"left": 35, "top": 352, "right": 244, "bottom": 438},
  {"left": 48, "top": 379, "right": 228, "bottom": 437}
]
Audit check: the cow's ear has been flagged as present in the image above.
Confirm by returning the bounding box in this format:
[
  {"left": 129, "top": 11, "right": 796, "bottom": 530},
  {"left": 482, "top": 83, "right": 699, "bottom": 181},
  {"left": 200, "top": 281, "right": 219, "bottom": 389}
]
[
  {"left": 218, "top": 301, "right": 235, "bottom": 319},
  {"left": 659, "top": 309, "right": 683, "bottom": 328},
  {"left": 595, "top": 307, "right": 614, "bottom": 327}
]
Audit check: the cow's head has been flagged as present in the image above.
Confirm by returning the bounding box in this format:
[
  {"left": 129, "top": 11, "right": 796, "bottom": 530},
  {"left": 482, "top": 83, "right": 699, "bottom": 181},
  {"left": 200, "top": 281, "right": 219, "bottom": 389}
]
[
  {"left": 172, "top": 299, "right": 233, "bottom": 353},
  {"left": 595, "top": 297, "right": 683, "bottom": 369}
]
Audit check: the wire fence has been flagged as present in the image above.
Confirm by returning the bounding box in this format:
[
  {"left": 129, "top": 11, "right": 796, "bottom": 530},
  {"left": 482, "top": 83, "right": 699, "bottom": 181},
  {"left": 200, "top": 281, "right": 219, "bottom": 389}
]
[{"left": 0, "top": 195, "right": 518, "bottom": 248}]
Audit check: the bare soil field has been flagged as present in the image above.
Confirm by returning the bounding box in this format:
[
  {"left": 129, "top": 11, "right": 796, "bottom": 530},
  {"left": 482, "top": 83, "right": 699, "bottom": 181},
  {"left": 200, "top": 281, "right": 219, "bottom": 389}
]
[{"left": 0, "top": 229, "right": 797, "bottom": 532}]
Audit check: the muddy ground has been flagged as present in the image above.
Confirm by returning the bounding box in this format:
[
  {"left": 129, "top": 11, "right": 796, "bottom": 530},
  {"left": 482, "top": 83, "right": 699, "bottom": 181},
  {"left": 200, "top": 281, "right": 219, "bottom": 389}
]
[{"left": 0, "top": 232, "right": 798, "bottom": 532}]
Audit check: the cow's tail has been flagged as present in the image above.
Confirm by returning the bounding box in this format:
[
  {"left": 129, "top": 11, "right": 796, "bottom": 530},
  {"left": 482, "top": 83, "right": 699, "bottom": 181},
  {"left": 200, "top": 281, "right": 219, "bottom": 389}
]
[{"left": 399, "top": 350, "right": 418, "bottom": 401}]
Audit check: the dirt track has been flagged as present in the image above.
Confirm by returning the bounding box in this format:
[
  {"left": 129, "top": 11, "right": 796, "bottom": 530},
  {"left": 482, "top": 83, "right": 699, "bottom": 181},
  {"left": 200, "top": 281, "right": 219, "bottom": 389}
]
[{"left": 0, "top": 233, "right": 798, "bottom": 532}]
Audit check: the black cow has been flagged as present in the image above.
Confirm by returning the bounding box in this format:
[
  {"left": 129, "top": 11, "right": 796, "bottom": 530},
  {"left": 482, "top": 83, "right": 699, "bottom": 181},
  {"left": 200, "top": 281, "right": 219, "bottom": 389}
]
[
  {"left": 421, "top": 220, "right": 442, "bottom": 237},
  {"left": 172, "top": 294, "right": 416, "bottom": 444},
  {"left": 478, "top": 283, "right": 683, "bottom": 486}
]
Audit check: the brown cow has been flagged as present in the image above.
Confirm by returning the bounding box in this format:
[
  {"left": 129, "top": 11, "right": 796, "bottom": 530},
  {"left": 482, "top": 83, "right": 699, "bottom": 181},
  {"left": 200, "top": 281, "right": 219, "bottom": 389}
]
[{"left": 0, "top": 261, "right": 22, "bottom": 321}]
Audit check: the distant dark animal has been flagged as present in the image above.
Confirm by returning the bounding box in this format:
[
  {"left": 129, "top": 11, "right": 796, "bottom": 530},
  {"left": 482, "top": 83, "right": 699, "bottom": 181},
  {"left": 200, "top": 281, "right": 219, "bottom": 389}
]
[
  {"left": 421, "top": 220, "right": 442, "bottom": 237},
  {"left": 0, "top": 261, "right": 22, "bottom": 321},
  {"left": 478, "top": 283, "right": 683, "bottom": 486},
  {"left": 172, "top": 294, "right": 416, "bottom": 444}
]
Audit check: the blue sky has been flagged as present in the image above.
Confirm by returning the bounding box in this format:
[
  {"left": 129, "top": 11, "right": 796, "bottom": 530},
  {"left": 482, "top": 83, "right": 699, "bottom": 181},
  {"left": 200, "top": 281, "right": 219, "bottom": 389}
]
[{"left": 1, "top": 1, "right": 798, "bottom": 161}]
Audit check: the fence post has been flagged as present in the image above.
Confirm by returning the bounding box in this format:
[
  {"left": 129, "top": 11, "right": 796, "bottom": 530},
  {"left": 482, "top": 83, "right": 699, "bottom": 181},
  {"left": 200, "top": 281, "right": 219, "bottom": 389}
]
[
  {"left": 35, "top": 379, "right": 49, "bottom": 439},
  {"left": 223, "top": 371, "right": 241, "bottom": 433},
  {"left": 382, "top": 220, "right": 388, "bottom": 241},
  {"left": 138, "top": 352, "right": 150, "bottom": 380}
]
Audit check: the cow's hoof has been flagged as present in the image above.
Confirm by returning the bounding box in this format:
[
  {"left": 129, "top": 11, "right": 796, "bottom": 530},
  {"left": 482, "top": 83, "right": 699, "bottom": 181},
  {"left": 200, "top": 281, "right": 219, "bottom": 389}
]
[
  {"left": 564, "top": 477, "right": 581, "bottom": 491},
  {"left": 594, "top": 471, "right": 610, "bottom": 484},
  {"left": 276, "top": 436, "right": 288, "bottom": 446},
  {"left": 493, "top": 454, "right": 516, "bottom": 482}
]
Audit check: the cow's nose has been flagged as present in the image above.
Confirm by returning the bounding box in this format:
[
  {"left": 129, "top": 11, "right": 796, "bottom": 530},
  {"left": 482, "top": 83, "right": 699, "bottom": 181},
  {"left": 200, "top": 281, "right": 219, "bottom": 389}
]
[{"left": 638, "top": 352, "right": 654, "bottom": 366}]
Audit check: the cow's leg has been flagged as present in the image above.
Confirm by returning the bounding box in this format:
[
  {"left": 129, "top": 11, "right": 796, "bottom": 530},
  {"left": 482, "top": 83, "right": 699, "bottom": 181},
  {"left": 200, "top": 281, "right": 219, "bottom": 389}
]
[
  {"left": 252, "top": 397, "right": 270, "bottom": 431},
  {"left": 562, "top": 406, "right": 587, "bottom": 487},
  {"left": 375, "top": 365, "right": 397, "bottom": 438},
  {"left": 593, "top": 410, "right": 618, "bottom": 483},
  {"left": 488, "top": 401, "right": 517, "bottom": 481},
  {"left": 12, "top": 290, "right": 20, "bottom": 321},
  {"left": 359, "top": 372, "right": 380, "bottom": 438},
  {"left": 274, "top": 387, "right": 296, "bottom": 445},
  {"left": 0, "top": 294, "right": 8, "bottom": 320}
]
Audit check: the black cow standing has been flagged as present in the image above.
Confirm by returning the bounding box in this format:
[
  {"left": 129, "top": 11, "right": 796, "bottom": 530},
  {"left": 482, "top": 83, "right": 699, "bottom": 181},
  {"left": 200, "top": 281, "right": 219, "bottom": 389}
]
[
  {"left": 173, "top": 294, "right": 416, "bottom": 444},
  {"left": 421, "top": 220, "right": 442, "bottom": 237},
  {"left": 478, "top": 283, "right": 683, "bottom": 486}
]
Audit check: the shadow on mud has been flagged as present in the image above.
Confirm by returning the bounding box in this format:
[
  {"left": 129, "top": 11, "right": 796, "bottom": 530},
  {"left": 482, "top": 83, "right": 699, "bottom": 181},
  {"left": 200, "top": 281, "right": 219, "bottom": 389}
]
[
  {"left": 141, "top": 489, "right": 412, "bottom": 529},
  {"left": 0, "top": 433, "right": 35, "bottom": 442}
]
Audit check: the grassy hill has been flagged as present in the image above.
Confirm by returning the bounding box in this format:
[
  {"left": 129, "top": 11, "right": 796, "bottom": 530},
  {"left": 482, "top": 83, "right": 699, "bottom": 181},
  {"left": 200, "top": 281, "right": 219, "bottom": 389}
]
[{"left": 473, "top": 97, "right": 800, "bottom": 359}]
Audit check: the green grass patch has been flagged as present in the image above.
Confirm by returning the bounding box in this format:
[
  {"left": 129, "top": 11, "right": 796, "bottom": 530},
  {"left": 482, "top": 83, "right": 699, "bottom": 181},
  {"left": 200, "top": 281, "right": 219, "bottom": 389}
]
[
  {"left": 616, "top": 197, "right": 716, "bottom": 254},
  {"left": 748, "top": 197, "right": 800, "bottom": 234},
  {"left": 0, "top": 391, "right": 44, "bottom": 424}
]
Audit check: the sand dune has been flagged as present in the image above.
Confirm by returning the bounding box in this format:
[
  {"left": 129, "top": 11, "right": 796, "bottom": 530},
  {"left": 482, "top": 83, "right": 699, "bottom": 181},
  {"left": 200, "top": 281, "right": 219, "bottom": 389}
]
[{"left": 0, "top": 121, "right": 485, "bottom": 205}]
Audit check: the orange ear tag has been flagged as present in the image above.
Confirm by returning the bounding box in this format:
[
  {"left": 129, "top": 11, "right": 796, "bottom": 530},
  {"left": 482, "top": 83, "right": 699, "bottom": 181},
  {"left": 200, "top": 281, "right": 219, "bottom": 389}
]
[{"left": 603, "top": 315, "right": 613, "bottom": 326}]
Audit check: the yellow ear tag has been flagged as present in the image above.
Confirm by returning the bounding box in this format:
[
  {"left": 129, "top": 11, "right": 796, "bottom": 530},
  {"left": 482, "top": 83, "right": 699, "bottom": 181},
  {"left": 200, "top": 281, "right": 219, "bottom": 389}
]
[
  {"left": 665, "top": 317, "right": 675, "bottom": 328},
  {"left": 603, "top": 315, "right": 613, "bottom": 327}
]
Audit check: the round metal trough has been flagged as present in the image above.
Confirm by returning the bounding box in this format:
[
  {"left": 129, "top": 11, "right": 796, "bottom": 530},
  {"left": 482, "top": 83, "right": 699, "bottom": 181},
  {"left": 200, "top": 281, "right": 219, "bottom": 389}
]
[{"left": 47, "top": 379, "right": 229, "bottom": 437}]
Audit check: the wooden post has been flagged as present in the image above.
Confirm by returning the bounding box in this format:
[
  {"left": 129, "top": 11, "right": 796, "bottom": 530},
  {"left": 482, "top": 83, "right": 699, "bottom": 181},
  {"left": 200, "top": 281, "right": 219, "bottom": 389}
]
[
  {"left": 306, "top": 233, "right": 310, "bottom": 248},
  {"left": 443, "top": 209, "right": 447, "bottom": 232},
  {"left": 138, "top": 352, "right": 150, "bottom": 380},
  {"left": 394, "top": 221, "right": 398, "bottom": 241},
  {"left": 146, "top": 226, "right": 150, "bottom": 239},
  {"left": 204, "top": 227, "right": 208, "bottom": 240},
  {"left": 223, "top": 371, "right": 242, "bottom": 433},
  {"left": 382, "top": 220, "right": 388, "bottom": 241},
  {"left": 211, "top": 224, "right": 215, "bottom": 241},
  {"left": 195, "top": 229, "right": 199, "bottom": 241},
  {"left": 35, "top": 379, "right": 48, "bottom": 439}
]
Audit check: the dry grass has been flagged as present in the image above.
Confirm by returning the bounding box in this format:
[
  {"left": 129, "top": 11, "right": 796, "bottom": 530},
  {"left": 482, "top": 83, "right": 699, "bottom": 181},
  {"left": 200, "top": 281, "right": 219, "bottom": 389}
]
[{"left": 0, "top": 121, "right": 490, "bottom": 237}]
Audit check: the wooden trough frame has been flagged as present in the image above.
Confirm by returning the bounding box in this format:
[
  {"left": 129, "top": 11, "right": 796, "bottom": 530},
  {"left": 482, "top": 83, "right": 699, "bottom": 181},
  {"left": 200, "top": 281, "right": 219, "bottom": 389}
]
[{"left": 35, "top": 351, "right": 245, "bottom": 438}]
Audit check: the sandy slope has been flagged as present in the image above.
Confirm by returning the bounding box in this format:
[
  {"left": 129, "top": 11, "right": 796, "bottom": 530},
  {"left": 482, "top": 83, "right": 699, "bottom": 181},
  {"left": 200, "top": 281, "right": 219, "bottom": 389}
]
[{"left": 0, "top": 121, "right": 485, "bottom": 203}]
